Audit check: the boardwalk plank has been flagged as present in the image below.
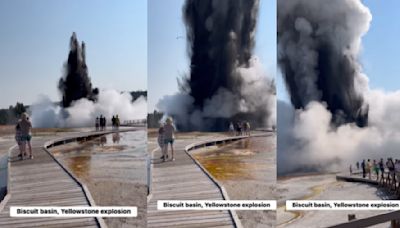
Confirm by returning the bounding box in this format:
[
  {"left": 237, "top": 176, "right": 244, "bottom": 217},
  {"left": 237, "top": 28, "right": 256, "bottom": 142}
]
[
  {"left": 0, "top": 136, "right": 99, "bottom": 227},
  {"left": 147, "top": 138, "right": 235, "bottom": 228}
]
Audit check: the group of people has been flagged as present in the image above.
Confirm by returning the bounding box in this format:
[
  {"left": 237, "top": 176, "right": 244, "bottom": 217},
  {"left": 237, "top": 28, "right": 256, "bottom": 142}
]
[
  {"left": 95, "top": 114, "right": 120, "bottom": 131},
  {"left": 111, "top": 115, "right": 121, "bottom": 130},
  {"left": 229, "top": 121, "right": 251, "bottom": 136},
  {"left": 157, "top": 117, "right": 176, "bottom": 162},
  {"left": 15, "top": 113, "right": 33, "bottom": 160},
  {"left": 352, "top": 158, "right": 400, "bottom": 184}
]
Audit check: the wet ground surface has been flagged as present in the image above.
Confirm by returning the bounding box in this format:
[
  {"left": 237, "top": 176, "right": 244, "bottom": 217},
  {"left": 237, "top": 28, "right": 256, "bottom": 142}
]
[
  {"left": 192, "top": 136, "right": 275, "bottom": 182},
  {"left": 192, "top": 133, "right": 277, "bottom": 228},
  {"left": 277, "top": 174, "right": 392, "bottom": 228},
  {"left": 49, "top": 130, "right": 147, "bottom": 228},
  {"left": 50, "top": 131, "right": 147, "bottom": 184}
]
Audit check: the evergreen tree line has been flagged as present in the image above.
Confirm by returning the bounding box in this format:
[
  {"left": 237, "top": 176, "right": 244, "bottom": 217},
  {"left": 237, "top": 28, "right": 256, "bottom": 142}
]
[{"left": 0, "top": 102, "right": 27, "bottom": 125}]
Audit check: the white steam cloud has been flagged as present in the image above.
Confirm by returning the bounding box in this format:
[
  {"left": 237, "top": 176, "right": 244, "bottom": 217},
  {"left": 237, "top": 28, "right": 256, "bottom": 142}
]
[
  {"left": 277, "top": 0, "right": 400, "bottom": 174},
  {"left": 30, "top": 89, "right": 146, "bottom": 128},
  {"left": 157, "top": 57, "right": 276, "bottom": 130}
]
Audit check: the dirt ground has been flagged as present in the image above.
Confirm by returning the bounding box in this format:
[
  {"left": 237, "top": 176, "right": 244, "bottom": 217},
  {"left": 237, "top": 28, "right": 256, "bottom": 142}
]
[
  {"left": 188, "top": 133, "right": 277, "bottom": 228},
  {"left": 88, "top": 181, "right": 147, "bottom": 228}
]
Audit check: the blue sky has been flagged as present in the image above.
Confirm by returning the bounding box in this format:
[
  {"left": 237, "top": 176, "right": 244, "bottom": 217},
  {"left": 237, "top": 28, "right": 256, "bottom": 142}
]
[
  {"left": 148, "top": 0, "right": 277, "bottom": 112},
  {"left": 277, "top": 0, "right": 400, "bottom": 102},
  {"left": 0, "top": 0, "right": 147, "bottom": 109},
  {"left": 0, "top": 1, "right": 398, "bottom": 110}
]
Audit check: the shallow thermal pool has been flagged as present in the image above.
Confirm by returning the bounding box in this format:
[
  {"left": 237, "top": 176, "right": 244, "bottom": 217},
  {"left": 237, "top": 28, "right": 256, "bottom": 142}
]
[
  {"left": 50, "top": 130, "right": 147, "bottom": 185},
  {"left": 192, "top": 136, "right": 276, "bottom": 182}
]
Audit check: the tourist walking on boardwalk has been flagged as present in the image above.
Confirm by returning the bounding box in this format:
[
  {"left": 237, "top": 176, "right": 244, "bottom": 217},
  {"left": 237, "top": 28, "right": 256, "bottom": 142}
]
[
  {"left": 361, "top": 159, "right": 366, "bottom": 178},
  {"left": 163, "top": 117, "right": 176, "bottom": 161},
  {"left": 18, "top": 113, "right": 33, "bottom": 159},
  {"left": 15, "top": 123, "right": 24, "bottom": 160}
]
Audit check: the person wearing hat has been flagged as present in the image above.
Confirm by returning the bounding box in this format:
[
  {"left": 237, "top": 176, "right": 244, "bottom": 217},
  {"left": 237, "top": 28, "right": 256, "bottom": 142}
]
[
  {"left": 163, "top": 117, "right": 176, "bottom": 161},
  {"left": 18, "top": 113, "right": 33, "bottom": 159}
]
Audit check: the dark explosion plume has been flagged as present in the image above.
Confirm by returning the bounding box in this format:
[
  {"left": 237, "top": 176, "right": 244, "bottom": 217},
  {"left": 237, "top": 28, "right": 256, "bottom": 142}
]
[
  {"left": 277, "top": 0, "right": 369, "bottom": 127},
  {"left": 58, "top": 32, "right": 98, "bottom": 108},
  {"left": 179, "top": 0, "right": 270, "bottom": 131}
]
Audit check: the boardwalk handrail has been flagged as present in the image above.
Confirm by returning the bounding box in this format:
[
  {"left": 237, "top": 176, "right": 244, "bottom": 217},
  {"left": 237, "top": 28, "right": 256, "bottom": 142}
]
[
  {"left": 42, "top": 132, "right": 119, "bottom": 228},
  {"left": 328, "top": 210, "right": 400, "bottom": 228},
  {"left": 335, "top": 172, "right": 400, "bottom": 227},
  {"left": 41, "top": 129, "right": 139, "bottom": 227},
  {"left": 147, "top": 147, "right": 157, "bottom": 201},
  {"left": 0, "top": 145, "right": 16, "bottom": 213},
  {"left": 184, "top": 135, "right": 252, "bottom": 228}
]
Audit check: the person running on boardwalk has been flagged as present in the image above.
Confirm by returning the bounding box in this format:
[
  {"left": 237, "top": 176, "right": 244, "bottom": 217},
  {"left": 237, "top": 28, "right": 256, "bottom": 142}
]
[
  {"left": 15, "top": 123, "right": 24, "bottom": 160},
  {"left": 236, "top": 122, "right": 242, "bottom": 136},
  {"left": 242, "top": 122, "right": 247, "bottom": 136},
  {"left": 18, "top": 113, "right": 33, "bottom": 159},
  {"left": 229, "top": 122, "right": 235, "bottom": 136},
  {"left": 115, "top": 115, "right": 120, "bottom": 130},
  {"left": 95, "top": 117, "right": 100, "bottom": 131},
  {"left": 163, "top": 117, "right": 176, "bottom": 161},
  {"left": 379, "top": 158, "right": 385, "bottom": 182},
  {"left": 395, "top": 160, "right": 400, "bottom": 187},
  {"left": 111, "top": 115, "right": 116, "bottom": 129},
  {"left": 361, "top": 159, "right": 366, "bottom": 178},
  {"left": 367, "top": 159, "right": 372, "bottom": 179},
  {"left": 246, "top": 121, "right": 251, "bottom": 136},
  {"left": 387, "top": 158, "right": 395, "bottom": 185},
  {"left": 99, "top": 115, "right": 104, "bottom": 131},
  {"left": 158, "top": 124, "right": 167, "bottom": 162},
  {"left": 373, "top": 160, "right": 379, "bottom": 181}
]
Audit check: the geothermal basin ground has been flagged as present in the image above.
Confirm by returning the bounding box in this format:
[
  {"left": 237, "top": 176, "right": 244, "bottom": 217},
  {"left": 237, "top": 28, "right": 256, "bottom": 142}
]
[
  {"left": 192, "top": 133, "right": 276, "bottom": 228},
  {"left": 148, "top": 130, "right": 276, "bottom": 228},
  {"left": 277, "top": 173, "right": 394, "bottom": 228},
  {"left": 49, "top": 128, "right": 147, "bottom": 228}
]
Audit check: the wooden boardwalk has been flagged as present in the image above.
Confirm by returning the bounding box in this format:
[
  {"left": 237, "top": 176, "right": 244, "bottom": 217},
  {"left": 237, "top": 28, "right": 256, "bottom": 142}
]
[
  {"left": 147, "top": 136, "right": 245, "bottom": 228},
  {"left": 0, "top": 133, "right": 108, "bottom": 228}
]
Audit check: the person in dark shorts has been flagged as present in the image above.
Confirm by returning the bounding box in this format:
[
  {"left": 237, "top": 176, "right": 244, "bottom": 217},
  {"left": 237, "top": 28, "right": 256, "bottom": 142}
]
[
  {"left": 361, "top": 159, "right": 366, "bottom": 178},
  {"left": 163, "top": 117, "right": 176, "bottom": 161},
  {"left": 18, "top": 113, "right": 33, "bottom": 159},
  {"left": 15, "top": 123, "right": 24, "bottom": 160},
  {"left": 379, "top": 158, "right": 385, "bottom": 182}
]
